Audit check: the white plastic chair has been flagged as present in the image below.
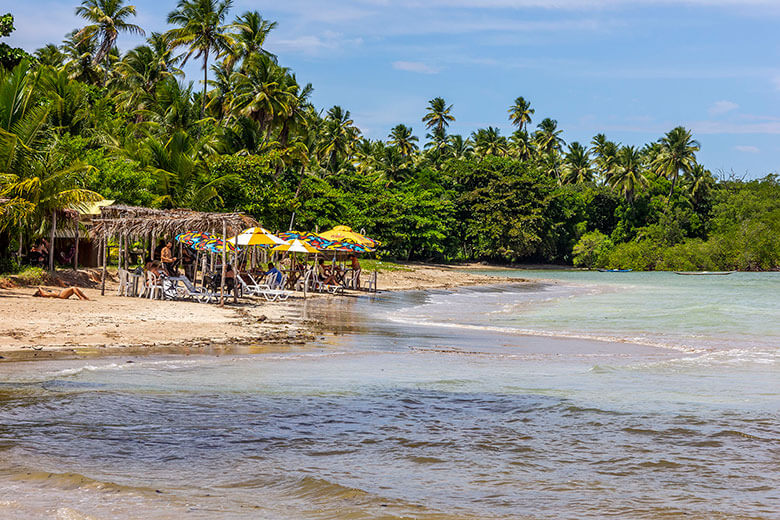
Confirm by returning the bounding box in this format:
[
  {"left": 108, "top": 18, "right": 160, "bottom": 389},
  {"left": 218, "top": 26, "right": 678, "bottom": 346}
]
[{"left": 143, "top": 271, "right": 164, "bottom": 300}]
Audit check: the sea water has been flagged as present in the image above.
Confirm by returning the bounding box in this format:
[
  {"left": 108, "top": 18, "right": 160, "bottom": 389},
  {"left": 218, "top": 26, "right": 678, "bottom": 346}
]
[{"left": 0, "top": 271, "right": 777, "bottom": 519}]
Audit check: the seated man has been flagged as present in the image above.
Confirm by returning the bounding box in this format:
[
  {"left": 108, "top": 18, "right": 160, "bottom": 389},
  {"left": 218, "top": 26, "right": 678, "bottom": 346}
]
[
  {"left": 160, "top": 241, "right": 178, "bottom": 276},
  {"left": 263, "top": 262, "right": 283, "bottom": 287},
  {"left": 33, "top": 286, "right": 90, "bottom": 300},
  {"left": 349, "top": 254, "right": 362, "bottom": 289}
]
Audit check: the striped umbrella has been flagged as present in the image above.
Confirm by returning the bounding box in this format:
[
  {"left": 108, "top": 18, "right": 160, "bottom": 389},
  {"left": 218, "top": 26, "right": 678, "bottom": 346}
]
[
  {"left": 228, "top": 227, "right": 287, "bottom": 247},
  {"left": 319, "top": 226, "right": 380, "bottom": 251}
]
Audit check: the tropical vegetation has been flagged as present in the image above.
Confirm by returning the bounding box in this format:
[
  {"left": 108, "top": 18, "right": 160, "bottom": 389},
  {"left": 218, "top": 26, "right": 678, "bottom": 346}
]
[{"left": 0, "top": 4, "right": 778, "bottom": 272}]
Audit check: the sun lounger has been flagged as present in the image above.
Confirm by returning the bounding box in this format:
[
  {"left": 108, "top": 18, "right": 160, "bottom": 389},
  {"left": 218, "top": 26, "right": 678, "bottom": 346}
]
[
  {"left": 236, "top": 272, "right": 265, "bottom": 297},
  {"left": 175, "top": 275, "right": 215, "bottom": 303},
  {"left": 259, "top": 274, "right": 292, "bottom": 302}
]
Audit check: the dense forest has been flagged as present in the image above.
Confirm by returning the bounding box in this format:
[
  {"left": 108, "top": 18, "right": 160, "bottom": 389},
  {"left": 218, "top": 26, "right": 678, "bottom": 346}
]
[{"left": 0, "top": 0, "right": 778, "bottom": 271}]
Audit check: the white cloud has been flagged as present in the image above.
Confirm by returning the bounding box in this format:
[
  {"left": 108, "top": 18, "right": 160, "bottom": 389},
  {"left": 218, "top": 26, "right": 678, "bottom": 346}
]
[
  {"left": 708, "top": 100, "right": 739, "bottom": 116},
  {"left": 270, "top": 32, "right": 363, "bottom": 55},
  {"left": 392, "top": 61, "right": 441, "bottom": 74},
  {"left": 734, "top": 145, "right": 760, "bottom": 153}
]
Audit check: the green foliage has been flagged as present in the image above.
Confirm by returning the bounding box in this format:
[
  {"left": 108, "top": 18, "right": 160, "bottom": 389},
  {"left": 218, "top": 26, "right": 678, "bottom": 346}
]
[
  {"left": 572, "top": 231, "right": 612, "bottom": 268},
  {"left": 0, "top": 6, "right": 775, "bottom": 272},
  {"left": 0, "top": 14, "right": 31, "bottom": 70}
]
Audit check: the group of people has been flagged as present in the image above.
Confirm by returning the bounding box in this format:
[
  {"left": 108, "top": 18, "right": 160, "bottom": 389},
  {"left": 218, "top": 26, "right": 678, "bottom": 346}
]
[{"left": 314, "top": 255, "right": 361, "bottom": 288}]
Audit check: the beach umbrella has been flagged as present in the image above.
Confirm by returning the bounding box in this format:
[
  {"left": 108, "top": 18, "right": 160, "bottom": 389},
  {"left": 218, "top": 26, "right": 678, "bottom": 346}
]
[
  {"left": 228, "top": 227, "right": 287, "bottom": 247},
  {"left": 319, "top": 226, "right": 380, "bottom": 251},
  {"left": 270, "top": 239, "right": 319, "bottom": 254},
  {"left": 175, "top": 231, "right": 212, "bottom": 247},
  {"left": 195, "top": 237, "right": 239, "bottom": 253}
]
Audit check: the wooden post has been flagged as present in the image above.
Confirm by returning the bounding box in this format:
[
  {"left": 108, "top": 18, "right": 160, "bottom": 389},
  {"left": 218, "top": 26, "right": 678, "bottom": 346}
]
[
  {"left": 100, "top": 236, "right": 108, "bottom": 295},
  {"left": 49, "top": 211, "right": 57, "bottom": 273},
  {"left": 118, "top": 234, "right": 123, "bottom": 273},
  {"left": 220, "top": 221, "right": 227, "bottom": 307},
  {"left": 73, "top": 224, "right": 79, "bottom": 270}
]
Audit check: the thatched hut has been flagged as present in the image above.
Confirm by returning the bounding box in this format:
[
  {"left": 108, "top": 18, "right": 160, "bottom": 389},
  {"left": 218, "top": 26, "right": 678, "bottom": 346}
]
[{"left": 90, "top": 205, "right": 258, "bottom": 302}]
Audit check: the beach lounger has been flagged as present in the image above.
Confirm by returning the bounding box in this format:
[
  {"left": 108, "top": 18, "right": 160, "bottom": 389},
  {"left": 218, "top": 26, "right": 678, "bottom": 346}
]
[
  {"left": 236, "top": 272, "right": 264, "bottom": 297},
  {"left": 260, "top": 274, "right": 292, "bottom": 302},
  {"left": 175, "top": 276, "right": 215, "bottom": 303}
]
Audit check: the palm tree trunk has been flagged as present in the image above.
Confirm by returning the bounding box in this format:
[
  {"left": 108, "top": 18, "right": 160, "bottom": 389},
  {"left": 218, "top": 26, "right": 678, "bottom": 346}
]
[
  {"left": 202, "top": 51, "right": 209, "bottom": 118},
  {"left": 666, "top": 170, "right": 678, "bottom": 209},
  {"left": 49, "top": 211, "right": 56, "bottom": 273}
]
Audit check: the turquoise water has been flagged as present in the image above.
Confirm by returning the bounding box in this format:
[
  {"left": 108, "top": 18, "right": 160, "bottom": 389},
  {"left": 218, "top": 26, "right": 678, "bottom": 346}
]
[{"left": 0, "top": 271, "right": 777, "bottom": 519}]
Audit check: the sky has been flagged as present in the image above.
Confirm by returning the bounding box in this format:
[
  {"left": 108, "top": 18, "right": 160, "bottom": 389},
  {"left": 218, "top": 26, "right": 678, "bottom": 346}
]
[{"left": 4, "top": 0, "right": 780, "bottom": 178}]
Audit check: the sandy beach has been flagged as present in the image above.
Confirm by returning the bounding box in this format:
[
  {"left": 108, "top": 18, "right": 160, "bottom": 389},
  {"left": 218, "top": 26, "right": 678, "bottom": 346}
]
[{"left": 0, "top": 264, "right": 515, "bottom": 361}]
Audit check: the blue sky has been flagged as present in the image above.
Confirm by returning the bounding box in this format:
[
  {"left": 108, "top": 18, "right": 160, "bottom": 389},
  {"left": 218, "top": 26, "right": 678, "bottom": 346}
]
[{"left": 4, "top": 0, "right": 780, "bottom": 178}]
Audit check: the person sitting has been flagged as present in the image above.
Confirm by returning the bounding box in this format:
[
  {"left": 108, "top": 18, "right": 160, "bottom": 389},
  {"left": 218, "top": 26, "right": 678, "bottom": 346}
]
[
  {"left": 263, "top": 262, "right": 283, "bottom": 287},
  {"left": 29, "top": 243, "right": 46, "bottom": 267},
  {"left": 33, "top": 286, "right": 90, "bottom": 300},
  {"left": 349, "top": 254, "right": 362, "bottom": 289},
  {"left": 317, "top": 258, "right": 337, "bottom": 285},
  {"left": 59, "top": 244, "right": 76, "bottom": 265},
  {"left": 160, "top": 241, "right": 178, "bottom": 276}
]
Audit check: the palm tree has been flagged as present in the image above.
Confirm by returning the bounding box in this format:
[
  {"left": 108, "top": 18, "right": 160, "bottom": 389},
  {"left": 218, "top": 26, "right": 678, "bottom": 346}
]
[
  {"left": 229, "top": 55, "right": 297, "bottom": 141},
  {"left": 388, "top": 124, "right": 419, "bottom": 157},
  {"left": 510, "top": 129, "right": 534, "bottom": 160},
  {"left": 34, "top": 44, "right": 66, "bottom": 68},
  {"left": 590, "top": 133, "right": 619, "bottom": 184},
  {"left": 113, "top": 33, "right": 183, "bottom": 117},
  {"left": 472, "top": 127, "right": 508, "bottom": 158},
  {"left": 61, "top": 30, "right": 103, "bottom": 84},
  {"left": 75, "top": 0, "right": 145, "bottom": 85},
  {"left": 424, "top": 126, "right": 448, "bottom": 155},
  {"left": 609, "top": 146, "right": 648, "bottom": 204},
  {"left": 224, "top": 10, "right": 277, "bottom": 72},
  {"left": 533, "top": 118, "right": 564, "bottom": 155},
  {"left": 561, "top": 142, "right": 592, "bottom": 184},
  {"left": 508, "top": 96, "right": 534, "bottom": 132},
  {"left": 319, "top": 106, "right": 360, "bottom": 171},
  {"left": 447, "top": 134, "right": 472, "bottom": 160},
  {"left": 166, "top": 0, "right": 235, "bottom": 117},
  {"left": 422, "top": 97, "right": 455, "bottom": 133},
  {"left": 684, "top": 163, "right": 714, "bottom": 209},
  {"left": 651, "top": 126, "right": 700, "bottom": 206}
]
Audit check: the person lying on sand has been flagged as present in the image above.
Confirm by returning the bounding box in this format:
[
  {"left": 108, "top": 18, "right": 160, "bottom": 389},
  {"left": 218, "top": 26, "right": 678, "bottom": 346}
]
[{"left": 33, "top": 286, "right": 90, "bottom": 300}]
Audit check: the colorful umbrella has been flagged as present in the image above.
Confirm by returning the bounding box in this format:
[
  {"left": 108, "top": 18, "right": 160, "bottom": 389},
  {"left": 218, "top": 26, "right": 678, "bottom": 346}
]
[
  {"left": 319, "top": 226, "right": 380, "bottom": 251},
  {"left": 195, "top": 237, "right": 239, "bottom": 253},
  {"left": 271, "top": 239, "right": 319, "bottom": 254},
  {"left": 228, "top": 227, "right": 287, "bottom": 247},
  {"left": 277, "top": 231, "right": 368, "bottom": 253},
  {"left": 175, "top": 231, "right": 212, "bottom": 247}
]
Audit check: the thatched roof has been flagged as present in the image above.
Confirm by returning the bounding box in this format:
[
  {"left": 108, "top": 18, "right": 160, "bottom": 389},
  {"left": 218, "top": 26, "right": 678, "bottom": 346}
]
[{"left": 90, "top": 204, "right": 258, "bottom": 239}]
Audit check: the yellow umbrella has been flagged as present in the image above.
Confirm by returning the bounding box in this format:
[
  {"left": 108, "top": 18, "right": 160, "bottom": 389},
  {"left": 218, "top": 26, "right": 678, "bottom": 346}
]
[
  {"left": 228, "top": 227, "right": 287, "bottom": 247},
  {"left": 319, "top": 225, "right": 380, "bottom": 250},
  {"left": 270, "top": 239, "right": 319, "bottom": 254}
]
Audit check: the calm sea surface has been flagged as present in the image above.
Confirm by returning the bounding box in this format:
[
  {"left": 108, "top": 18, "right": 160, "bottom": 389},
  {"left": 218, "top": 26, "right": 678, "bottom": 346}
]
[{"left": 0, "top": 271, "right": 778, "bottom": 519}]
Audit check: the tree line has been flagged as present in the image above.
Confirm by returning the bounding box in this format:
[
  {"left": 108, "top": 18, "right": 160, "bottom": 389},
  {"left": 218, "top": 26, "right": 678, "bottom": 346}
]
[{"left": 0, "top": 0, "right": 778, "bottom": 271}]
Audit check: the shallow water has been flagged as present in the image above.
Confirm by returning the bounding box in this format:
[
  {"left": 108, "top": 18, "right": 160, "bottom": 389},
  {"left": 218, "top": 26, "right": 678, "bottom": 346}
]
[{"left": 0, "top": 271, "right": 778, "bottom": 519}]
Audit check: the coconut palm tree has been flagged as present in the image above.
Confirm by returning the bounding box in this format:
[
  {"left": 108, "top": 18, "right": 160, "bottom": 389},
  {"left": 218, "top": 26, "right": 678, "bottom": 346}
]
[
  {"left": 319, "top": 105, "right": 360, "bottom": 171},
  {"left": 224, "top": 10, "right": 277, "bottom": 72},
  {"left": 608, "top": 146, "right": 648, "bottom": 204},
  {"left": 472, "top": 127, "right": 508, "bottom": 158},
  {"left": 561, "top": 142, "right": 592, "bottom": 184},
  {"left": 61, "top": 30, "right": 103, "bottom": 84},
  {"left": 508, "top": 96, "right": 534, "bottom": 132},
  {"left": 447, "top": 134, "right": 472, "bottom": 160},
  {"left": 510, "top": 129, "right": 534, "bottom": 160},
  {"left": 651, "top": 126, "right": 700, "bottom": 206},
  {"left": 388, "top": 124, "right": 419, "bottom": 157},
  {"left": 422, "top": 97, "right": 455, "bottom": 133},
  {"left": 166, "top": 0, "right": 235, "bottom": 117},
  {"left": 75, "top": 0, "right": 145, "bottom": 85},
  {"left": 590, "top": 133, "right": 619, "bottom": 184},
  {"left": 424, "top": 126, "right": 448, "bottom": 155},
  {"left": 34, "top": 44, "right": 66, "bottom": 68},
  {"left": 683, "top": 163, "right": 714, "bottom": 209},
  {"left": 229, "top": 55, "right": 297, "bottom": 141},
  {"left": 113, "top": 33, "right": 182, "bottom": 117},
  {"left": 533, "top": 118, "right": 564, "bottom": 155}
]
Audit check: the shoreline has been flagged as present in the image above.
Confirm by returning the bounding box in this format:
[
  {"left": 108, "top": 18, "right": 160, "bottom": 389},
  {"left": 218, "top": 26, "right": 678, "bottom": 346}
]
[{"left": 0, "top": 263, "right": 521, "bottom": 363}]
